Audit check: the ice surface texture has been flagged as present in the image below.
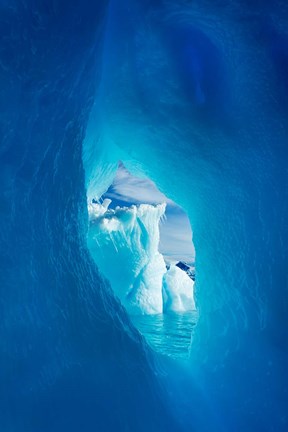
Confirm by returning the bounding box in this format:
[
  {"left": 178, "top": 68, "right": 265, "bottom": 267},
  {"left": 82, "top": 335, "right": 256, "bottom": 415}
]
[
  {"left": 88, "top": 201, "right": 195, "bottom": 314},
  {"left": 1, "top": 1, "right": 288, "bottom": 431},
  {"left": 163, "top": 266, "right": 195, "bottom": 313},
  {"left": 0, "top": 2, "right": 176, "bottom": 431}
]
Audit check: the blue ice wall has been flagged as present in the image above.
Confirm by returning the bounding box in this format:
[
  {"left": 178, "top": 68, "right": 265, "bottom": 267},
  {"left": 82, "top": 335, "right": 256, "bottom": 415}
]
[
  {"left": 83, "top": 1, "right": 288, "bottom": 431},
  {"left": 0, "top": 2, "right": 177, "bottom": 431},
  {"left": 1, "top": 1, "right": 288, "bottom": 432}
]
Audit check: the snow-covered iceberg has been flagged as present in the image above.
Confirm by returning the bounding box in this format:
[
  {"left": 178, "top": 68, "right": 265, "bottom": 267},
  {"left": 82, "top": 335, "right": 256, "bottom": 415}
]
[
  {"left": 88, "top": 200, "right": 195, "bottom": 315},
  {"left": 163, "top": 265, "right": 195, "bottom": 313}
]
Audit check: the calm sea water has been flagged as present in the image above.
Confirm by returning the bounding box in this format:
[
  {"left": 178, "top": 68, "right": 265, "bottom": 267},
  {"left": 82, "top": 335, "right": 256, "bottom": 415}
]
[{"left": 132, "top": 311, "right": 198, "bottom": 358}]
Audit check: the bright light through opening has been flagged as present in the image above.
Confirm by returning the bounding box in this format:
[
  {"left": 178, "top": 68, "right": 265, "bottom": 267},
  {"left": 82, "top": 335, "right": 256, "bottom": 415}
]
[{"left": 87, "top": 162, "right": 198, "bottom": 358}]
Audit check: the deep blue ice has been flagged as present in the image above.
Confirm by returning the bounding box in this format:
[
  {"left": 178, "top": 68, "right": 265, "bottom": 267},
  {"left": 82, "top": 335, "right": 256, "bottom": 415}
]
[{"left": 1, "top": 1, "right": 288, "bottom": 431}]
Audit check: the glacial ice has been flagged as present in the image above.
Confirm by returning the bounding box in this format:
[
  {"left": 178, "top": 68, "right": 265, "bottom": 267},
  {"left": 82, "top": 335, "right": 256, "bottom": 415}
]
[
  {"left": 163, "top": 266, "right": 195, "bottom": 313},
  {"left": 88, "top": 200, "right": 195, "bottom": 315}
]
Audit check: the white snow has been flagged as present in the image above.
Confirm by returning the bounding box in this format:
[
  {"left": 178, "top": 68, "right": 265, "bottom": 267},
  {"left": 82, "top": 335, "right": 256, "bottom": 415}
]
[
  {"left": 163, "top": 265, "right": 195, "bottom": 312},
  {"left": 88, "top": 200, "right": 195, "bottom": 315}
]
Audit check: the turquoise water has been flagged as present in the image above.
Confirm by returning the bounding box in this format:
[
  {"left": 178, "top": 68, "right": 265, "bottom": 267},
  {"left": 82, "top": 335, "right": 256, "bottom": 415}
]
[{"left": 132, "top": 312, "right": 198, "bottom": 359}]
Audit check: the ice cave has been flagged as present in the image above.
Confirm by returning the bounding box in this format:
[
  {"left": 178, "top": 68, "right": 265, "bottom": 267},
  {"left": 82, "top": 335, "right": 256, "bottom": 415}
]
[{"left": 1, "top": 1, "right": 288, "bottom": 432}]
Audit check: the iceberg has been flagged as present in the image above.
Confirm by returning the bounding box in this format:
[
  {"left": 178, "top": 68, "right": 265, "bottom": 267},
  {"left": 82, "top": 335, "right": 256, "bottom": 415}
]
[
  {"left": 88, "top": 200, "right": 195, "bottom": 315},
  {"left": 163, "top": 265, "right": 195, "bottom": 313}
]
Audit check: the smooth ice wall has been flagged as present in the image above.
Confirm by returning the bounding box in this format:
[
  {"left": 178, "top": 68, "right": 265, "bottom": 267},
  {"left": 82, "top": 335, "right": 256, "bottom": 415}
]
[{"left": 83, "top": 1, "right": 288, "bottom": 431}]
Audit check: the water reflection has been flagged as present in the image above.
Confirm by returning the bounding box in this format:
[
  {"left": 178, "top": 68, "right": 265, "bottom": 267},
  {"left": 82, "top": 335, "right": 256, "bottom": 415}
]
[{"left": 132, "top": 311, "right": 198, "bottom": 358}]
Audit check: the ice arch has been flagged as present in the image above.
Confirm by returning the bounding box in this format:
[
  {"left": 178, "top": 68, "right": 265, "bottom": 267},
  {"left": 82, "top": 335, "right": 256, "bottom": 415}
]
[{"left": 0, "top": 1, "right": 287, "bottom": 432}]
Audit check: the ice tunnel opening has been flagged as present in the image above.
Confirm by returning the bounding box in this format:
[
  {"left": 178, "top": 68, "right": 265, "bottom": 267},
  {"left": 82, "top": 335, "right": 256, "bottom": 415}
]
[{"left": 87, "top": 162, "right": 198, "bottom": 358}]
